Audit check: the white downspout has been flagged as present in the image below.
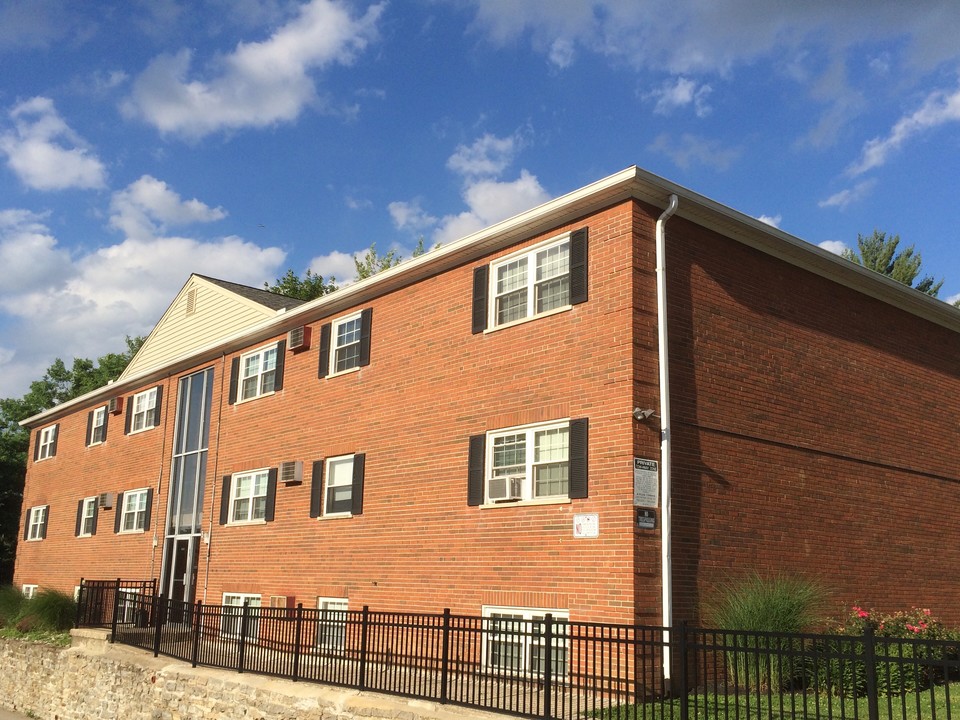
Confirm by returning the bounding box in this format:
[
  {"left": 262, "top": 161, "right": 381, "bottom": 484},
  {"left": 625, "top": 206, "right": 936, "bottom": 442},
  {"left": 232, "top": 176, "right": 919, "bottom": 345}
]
[{"left": 656, "top": 194, "right": 678, "bottom": 686}]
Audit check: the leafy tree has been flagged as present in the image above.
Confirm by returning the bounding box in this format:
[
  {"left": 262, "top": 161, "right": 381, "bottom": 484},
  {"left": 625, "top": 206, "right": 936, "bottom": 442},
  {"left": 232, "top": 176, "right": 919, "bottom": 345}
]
[
  {"left": 842, "top": 230, "right": 943, "bottom": 297},
  {"left": 265, "top": 269, "right": 338, "bottom": 301},
  {"left": 0, "top": 337, "right": 143, "bottom": 583},
  {"left": 354, "top": 243, "right": 401, "bottom": 281}
]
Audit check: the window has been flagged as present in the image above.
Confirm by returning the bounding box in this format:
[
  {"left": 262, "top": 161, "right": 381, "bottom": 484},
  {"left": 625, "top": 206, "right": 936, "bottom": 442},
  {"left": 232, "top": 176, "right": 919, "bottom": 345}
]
[
  {"left": 316, "top": 597, "right": 348, "bottom": 651},
  {"left": 117, "top": 589, "right": 142, "bottom": 625},
  {"left": 472, "top": 229, "right": 587, "bottom": 333},
  {"left": 318, "top": 309, "right": 372, "bottom": 378},
  {"left": 22, "top": 585, "right": 37, "bottom": 599},
  {"left": 482, "top": 606, "right": 569, "bottom": 678},
  {"left": 310, "top": 454, "right": 365, "bottom": 518},
  {"left": 35, "top": 424, "right": 58, "bottom": 461},
  {"left": 230, "top": 470, "right": 269, "bottom": 523},
  {"left": 222, "top": 593, "right": 261, "bottom": 640},
  {"left": 76, "top": 497, "right": 97, "bottom": 537},
  {"left": 115, "top": 489, "right": 152, "bottom": 533},
  {"left": 87, "top": 406, "right": 107, "bottom": 445},
  {"left": 127, "top": 387, "right": 162, "bottom": 434},
  {"left": 24, "top": 506, "right": 48, "bottom": 541},
  {"left": 467, "top": 419, "right": 588, "bottom": 506},
  {"left": 229, "top": 342, "right": 285, "bottom": 404}
]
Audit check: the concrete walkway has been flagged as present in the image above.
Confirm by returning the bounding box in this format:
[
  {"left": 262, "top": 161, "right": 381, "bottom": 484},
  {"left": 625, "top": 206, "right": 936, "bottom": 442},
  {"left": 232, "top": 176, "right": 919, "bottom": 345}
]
[{"left": 0, "top": 709, "right": 31, "bottom": 719}]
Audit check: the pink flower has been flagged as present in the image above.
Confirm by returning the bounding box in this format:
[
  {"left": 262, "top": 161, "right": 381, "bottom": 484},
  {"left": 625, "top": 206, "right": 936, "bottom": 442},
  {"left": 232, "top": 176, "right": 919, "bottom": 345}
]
[
  {"left": 906, "top": 624, "right": 920, "bottom": 633},
  {"left": 923, "top": 609, "right": 932, "bottom": 616},
  {"left": 857, "top": 609, "right": 869, "bottom": 619}
]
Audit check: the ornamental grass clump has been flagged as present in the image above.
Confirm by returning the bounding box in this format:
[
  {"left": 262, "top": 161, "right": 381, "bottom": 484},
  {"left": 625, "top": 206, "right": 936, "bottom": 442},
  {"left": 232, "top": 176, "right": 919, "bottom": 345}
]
[
  {"left": 0, "top": 585, "right": 27, "bottom": 628},
  {"left": 708, "top": 573, "right": 828, "bottom": 691},
  {"left": 0, "top": 586, "right": 75, "bottom": 635}
]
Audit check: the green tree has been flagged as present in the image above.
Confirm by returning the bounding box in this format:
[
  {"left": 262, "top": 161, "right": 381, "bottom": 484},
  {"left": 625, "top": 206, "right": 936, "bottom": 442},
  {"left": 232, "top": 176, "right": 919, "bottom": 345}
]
[
  {"left": 0, "top": 337, "right": 144, "bottom": 583},
  {"left": 354, "top": 242, "right": 401, "bottom": 281},
  {"left": 842, "top": 230, "right": 943, "bottom": 297},
  {"left": 265, "top": 269, "right": 338, "bottom": 301}
]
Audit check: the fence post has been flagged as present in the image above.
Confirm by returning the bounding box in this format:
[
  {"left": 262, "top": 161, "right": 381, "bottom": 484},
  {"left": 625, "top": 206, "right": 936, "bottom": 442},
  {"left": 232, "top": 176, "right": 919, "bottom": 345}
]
[
  {"left": 677, "top": 621, "right": 689, "bottom": 720},
  {"left": 293, "top": 603, "right": 303, "bottom": 683},
  {"left": 153, "top": 593, "right": 166, "bottom": 657},
  {"left": 110, "top": 578, "right": 121, "bottom": 643},
  {"left": 542, "top": 614, "right": 554, "bottom": 720},
  {"left": 440, "top": 608, "right": 451, "bottom": 704},
  {"left": 75, "top": 578, "right": 85, "bottom": 628},
  {"left": 864, "top": 625, "right": 879, "bottom": 720},
  {"left": 238, "top": 601, "right": 250, "bottom": 673},
  {"left": 359, "top": 605, "right": 370, "bottom": 690},
  {"left": 191, "top": 601, "right": 203, "bottom": 668}
]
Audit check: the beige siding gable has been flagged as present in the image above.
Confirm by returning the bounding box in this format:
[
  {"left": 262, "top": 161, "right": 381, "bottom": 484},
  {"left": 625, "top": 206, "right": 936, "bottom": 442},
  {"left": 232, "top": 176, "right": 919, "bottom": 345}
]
[{"left": 121, "top": 276, "right": 280, "bottom": 380}]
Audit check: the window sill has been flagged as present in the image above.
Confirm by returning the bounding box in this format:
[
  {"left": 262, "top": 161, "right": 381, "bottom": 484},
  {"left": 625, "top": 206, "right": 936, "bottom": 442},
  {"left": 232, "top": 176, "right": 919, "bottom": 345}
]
[
  {"left": 483, "top": 304, "right": 572, "bottom": 334},
  {"left": 127, "top": 425, "right": 157, "bottom": 436},
  {"left": 35, "top": 455, "right": 55, "bottom": 462},
  {"left": 87, "top": 440, "right": 105, "bottom": 448},
  {"left": 26, "top": 537, "right": 44, "bottom": 542},
  {"left": 479, "top": 496, "right": 571, "bottom": 509},
  {"left": 317, "top": 513, "right": 353, "bottom": 521},
  {"left": 235, "top": 391, "right": 275, "bottom": 406},
  {"left": 226, "top": 519, "right": 268, "bottom": 527},
  {"left": 118, "top": 529, "right": 146, "bottom": 535},
  {"left": 326, "top": 366, "right": 361, "bottom": 380}
]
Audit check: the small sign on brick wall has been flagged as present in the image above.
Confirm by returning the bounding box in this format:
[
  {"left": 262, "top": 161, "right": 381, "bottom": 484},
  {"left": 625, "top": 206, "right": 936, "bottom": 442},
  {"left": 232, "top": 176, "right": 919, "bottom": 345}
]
[
  {"left": 573, "top": 513, "right": 599, "bottom": 538},
  {"left": 633, "top": 458, "right": 659, "bottom": 507}
]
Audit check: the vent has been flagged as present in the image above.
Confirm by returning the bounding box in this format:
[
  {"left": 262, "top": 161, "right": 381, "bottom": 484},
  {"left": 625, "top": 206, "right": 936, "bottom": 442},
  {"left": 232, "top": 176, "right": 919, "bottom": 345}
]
[
  {"left": 185, "top": 287, "right": 197, "bottom": 316},
  {"left": 279, "top": 460, "right": 303, "bottom": 485},
  {"left": 488, "top": 476, "right": 523, "bottom": 503},
  {"left": 287, "top": 325, "right": 310, "bottom": 351},
  {"left": 108, "top": 396, "right": 123, "bottom": 415},
  {"left": 98, "top": 492, "right": 114, "bottom": 509}
]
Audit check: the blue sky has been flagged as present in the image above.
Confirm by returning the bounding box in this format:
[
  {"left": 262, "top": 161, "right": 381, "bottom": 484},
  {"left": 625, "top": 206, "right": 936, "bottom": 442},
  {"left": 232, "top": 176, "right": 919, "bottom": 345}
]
[{"left": 2, "top": 0, "right": 959, "bottom": 398}]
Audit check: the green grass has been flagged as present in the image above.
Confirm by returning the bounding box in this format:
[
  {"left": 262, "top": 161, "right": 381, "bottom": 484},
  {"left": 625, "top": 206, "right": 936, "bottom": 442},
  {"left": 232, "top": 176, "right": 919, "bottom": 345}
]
[
  {"left": 596, "top": 683, "right": 960, "bottom": 720},
  {"left": 0, "top": 627, "right": 71, "bottom": 646}
]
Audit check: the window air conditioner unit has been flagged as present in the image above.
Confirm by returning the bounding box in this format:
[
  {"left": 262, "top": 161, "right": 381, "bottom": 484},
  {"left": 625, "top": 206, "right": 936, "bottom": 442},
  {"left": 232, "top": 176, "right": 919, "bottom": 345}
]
[
  {"left": 279, "top": 460, "right": 303, "bottom": 485},
  {"left": 287, "top": 325, "right": 311, "bottom": 351},
  {"left": 488, "top": 476, "right": 523, "bottom": 503},
  {"left": 98, "top": 492, "right": 114, "bottom": 509},
  {"left": 108, "top": 396, "right": 123, "bottom": 415}
]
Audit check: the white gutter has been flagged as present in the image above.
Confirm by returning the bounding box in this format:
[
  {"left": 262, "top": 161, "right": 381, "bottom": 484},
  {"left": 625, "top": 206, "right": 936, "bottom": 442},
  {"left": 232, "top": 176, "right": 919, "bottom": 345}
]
[{"left": 656, "top": 194, "right": 679, "bottom": 685}]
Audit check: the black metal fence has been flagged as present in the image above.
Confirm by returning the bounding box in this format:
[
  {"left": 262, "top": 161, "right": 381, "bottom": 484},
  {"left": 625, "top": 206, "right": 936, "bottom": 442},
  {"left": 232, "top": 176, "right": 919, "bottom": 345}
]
[{"left": 76, "top": 580, "right": 960, "bottom": 720}]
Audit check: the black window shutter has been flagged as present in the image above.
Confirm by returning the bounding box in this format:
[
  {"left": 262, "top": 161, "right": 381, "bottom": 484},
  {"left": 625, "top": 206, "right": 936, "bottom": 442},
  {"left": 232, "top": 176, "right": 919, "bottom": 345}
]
[
  {"left": 569, "top": 228, "right": 588, "bottom": 305},
  {"left": 114, "top": 493, "right": 124, "bottom": 533},
  {"left": 358, "top": 309, "right": 373, "bottom": 367},
  {"left": 86, "top": 412, "right": 94, "bottom": 446},
  {"left": 568, "top": 418, "right": 589, "bottom": 499},
  {"left": 273, "top": 340, "right": 286, "bottom": 391},
  {"left": 318, "top": 323, "right": 331, "bottom": 378},
  {"left": 467, "top": 434, "right": 486, "bottom": 506},
  {"left": 471, "top": 266, "right": 489, "bottom": 334},
  {"left": 264, "top": 468, "right": 278, "bottom": 522},
  {"left": 102, "top": 411, "right": 109, "bottom": 443},
  {"left": 75, "top": 500, "right": 84, "bottom": 537},
  {"left": 351, "top": 453, "right": 366, "bottom": 516},
  {"left": 228, "top": 357, "right": 240, "bottom": 405},
  {"left": 39, "top": 509, "right": 47, "bottom": 539},
  {"left": 219, "top": 476, "right": 231, "bottom": 525},
  {"left": 33, "top": 432, "right": 40, "bottom": 462},
  {"left": 309, "top": 460, "right": 324, "bottom": 518},
  {"left": 143, "top": 489, "right": 154, "bottom": 530},
  {"left": 152, "top": 387, "right": 163, "bottom": 428},
  {"left": 124, "top": 396, "right": 133, "bottom": 434},
  {"left": 49, "top": 424, "right": 59, "bottom": 457},
  {"left": 23, "top": 511, "right": 30, "bottom": 540},
  {"left": 90, "top": 504, "right": 98, "bottom": 536}
]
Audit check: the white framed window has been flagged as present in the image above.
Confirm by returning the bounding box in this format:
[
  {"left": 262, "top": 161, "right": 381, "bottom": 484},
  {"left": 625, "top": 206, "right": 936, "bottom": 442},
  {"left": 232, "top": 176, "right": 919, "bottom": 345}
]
[
  {"left": 37, "top": 425, "right": 57, "bottom": 460},
  {"left": 488, "top": 421, "right": 569, "bottom": 503},
  {"left": 27, "top": 506, "right": 48, "bottom": 541},
  {"left": 131, "top": 388, "right": 158, "bottom": 433},
  {"left": 482, "top": 606, "right": 569, "bottom": 678},
  {"left": 331, "top": 313, "right": 363, "bottom": 375},
  {"left": 230, "top": 470, "right": 270, "bottom": 523},
  {"left": 22, "top": 585, "right": 38, "bottom": 599},
  {"left": 120, "top": 489, "right": 149, "bottom": 532},
  {"left": 316, "top": 597, "right": 348, "bottom": 651},
  {"left": 79, "top": 497, "right": 97, "bottom": 536},
  {"left": 324, "top": 455, "right": 355, "bottom": 516},
  {"left": 222, "top": 593, "right": 261, "bottom": 639},
  {"left": 239, "top": 344, "right": 278, "bottom": 401},
  {"left": 117, "top": 589, "right": 141, "bottom": 625},
  {"left": 491, "top": 235, "right": 570, "bottom": 327},
  {"left": 89, "top": 406, "right": 107, "bottom": 445}
]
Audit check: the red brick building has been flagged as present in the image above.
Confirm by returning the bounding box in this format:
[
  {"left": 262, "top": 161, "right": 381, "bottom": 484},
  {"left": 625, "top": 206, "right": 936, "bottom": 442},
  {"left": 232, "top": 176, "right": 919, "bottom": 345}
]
[{"left": 15, "top": 167, "right": 960, "bottom": 645}]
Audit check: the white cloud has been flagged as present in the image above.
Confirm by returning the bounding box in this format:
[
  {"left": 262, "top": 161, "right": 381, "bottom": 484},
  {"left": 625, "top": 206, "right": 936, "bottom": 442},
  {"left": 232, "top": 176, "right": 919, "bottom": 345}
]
[
  {"left": 0, "top": 209, "right": 73, "bottom": 294},
  {"left": 647, "top": 77, "right": 712, "bottom": 117},
  {"left": 818, "top": 240, "right": 849, "bottom": 256},
  {"left": 122, "top": 0, "right": 384, "bottom": 139},
  {"left": 446, "top": 133, "right": 518, "bottom": 177},
  {"left": 388, "top": 199, "right": 437, "bottom": 231},
  {"left": 817, "top": 179, "right": 877, "bottom": 209},
  {"left": 0, "top": 96, "right": 107, "bottom": 191},
  {"left": 756, "top": 214, "right": 782, "bottom": 228},
  {"left": 946, "top": 292, "right": 960, "bottom": 306},
  {"left": 308, "top": 249, "right": 357, "bottom": 284},
  {"left": 109, "top": 175, "right": 227, "bottom": 240},
  {"left": 846, "top": 82, "right": 960, "bottom": 176},
  {"left": 647, "top": 133, "right": 740, "bottom": 171}
]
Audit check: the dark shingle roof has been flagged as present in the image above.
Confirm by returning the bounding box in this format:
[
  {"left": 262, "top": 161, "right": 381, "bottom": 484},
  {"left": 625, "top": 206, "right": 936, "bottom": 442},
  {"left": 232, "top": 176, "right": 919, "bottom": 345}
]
[{"left": 197, "top": 275, "right": 306, "bottom": 312}]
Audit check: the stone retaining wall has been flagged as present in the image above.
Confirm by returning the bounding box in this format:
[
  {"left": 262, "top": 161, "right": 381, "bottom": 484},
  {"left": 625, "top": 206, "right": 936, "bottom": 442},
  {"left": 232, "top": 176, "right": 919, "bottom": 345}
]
[{"left": 0, "top": 630, "right": 504, "bottom": 720}]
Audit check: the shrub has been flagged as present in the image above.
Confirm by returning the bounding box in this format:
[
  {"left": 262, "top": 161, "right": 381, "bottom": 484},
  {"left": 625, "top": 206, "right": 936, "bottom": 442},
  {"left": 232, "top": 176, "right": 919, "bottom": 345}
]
[
  {"left": 0, "top": 585, "right": 27, "bottom": 628},
  {"left": 27, "top": 588, "right": 76, "bottom": 632},
  {"left": 708, "top": 573, "right": 828, "bottom": 691}
]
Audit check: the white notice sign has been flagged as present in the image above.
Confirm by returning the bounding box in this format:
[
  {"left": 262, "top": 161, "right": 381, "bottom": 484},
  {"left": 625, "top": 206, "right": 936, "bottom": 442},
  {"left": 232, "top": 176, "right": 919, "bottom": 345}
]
[
  {"left": 573, "top": 513, "right": 599, "bottom": 538},
  {"left": 633, "top": 458, "right": 659, "bottom": 507}
]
